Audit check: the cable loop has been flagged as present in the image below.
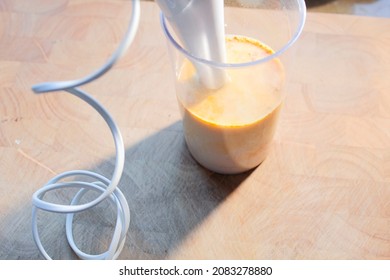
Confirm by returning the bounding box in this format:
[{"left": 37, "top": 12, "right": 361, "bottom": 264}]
[{"left": 31, "top": 0, "right": 140, "bottom": 260}]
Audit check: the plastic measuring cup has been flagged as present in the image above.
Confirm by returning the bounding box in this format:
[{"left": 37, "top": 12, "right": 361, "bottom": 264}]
[{"left": 161, "top": 0, "right": 306, "bottom": 174}]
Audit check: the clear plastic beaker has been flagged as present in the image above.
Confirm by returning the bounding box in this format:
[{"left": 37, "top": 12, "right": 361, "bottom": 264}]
[{"left": 161, "top": 0, "right": 306, "bottom": 174}]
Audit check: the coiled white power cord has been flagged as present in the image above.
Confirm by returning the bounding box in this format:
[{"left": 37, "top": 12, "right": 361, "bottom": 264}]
[{"left": 31, "top": 0, "right": 140, "bottom": 260}]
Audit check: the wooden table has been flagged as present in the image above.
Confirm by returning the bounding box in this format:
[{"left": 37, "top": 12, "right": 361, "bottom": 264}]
[{"left": 0, "top": 0, "right": 389, "bottom": 260}]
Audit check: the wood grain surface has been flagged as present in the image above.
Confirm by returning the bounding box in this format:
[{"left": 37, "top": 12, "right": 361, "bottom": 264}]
[{"left": 0, "top": 0, "right": 390, "bottom": 260}]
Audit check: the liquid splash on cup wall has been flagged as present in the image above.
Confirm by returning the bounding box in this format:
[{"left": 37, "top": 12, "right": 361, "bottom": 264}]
[{"left": 161, "top": 0, "right": 306, "bottom": 174}]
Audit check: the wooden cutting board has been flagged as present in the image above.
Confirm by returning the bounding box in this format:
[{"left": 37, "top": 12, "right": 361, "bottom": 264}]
[{"left": 0, "top": 0, "right": 389, "bottom": 259}]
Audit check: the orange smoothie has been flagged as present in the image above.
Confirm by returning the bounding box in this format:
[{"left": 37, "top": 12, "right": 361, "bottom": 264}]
[{"left": 176, "top": 36, "right": 285, "bottom": 174}]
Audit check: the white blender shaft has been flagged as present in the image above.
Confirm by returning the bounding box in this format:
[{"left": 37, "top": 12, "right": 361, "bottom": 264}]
[{"left": 156, "top": 0, "right": 227, "bottom": 89}]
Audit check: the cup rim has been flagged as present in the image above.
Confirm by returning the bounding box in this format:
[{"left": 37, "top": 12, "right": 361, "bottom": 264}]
[{"left": 160, "top": 0, "right": 306, "bottom": 69}]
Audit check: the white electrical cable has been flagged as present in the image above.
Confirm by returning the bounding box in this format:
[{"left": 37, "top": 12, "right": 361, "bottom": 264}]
[{"left": 31, "top": 0, "right": 140, "bottom": 260}]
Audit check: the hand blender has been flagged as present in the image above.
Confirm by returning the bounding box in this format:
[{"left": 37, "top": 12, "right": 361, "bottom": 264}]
[
  {"left": 31, "top": 0, "right": 228, "bottom": 260},
  {"left": 156, "top": 0, "right": 227, "bottom": 89}
]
